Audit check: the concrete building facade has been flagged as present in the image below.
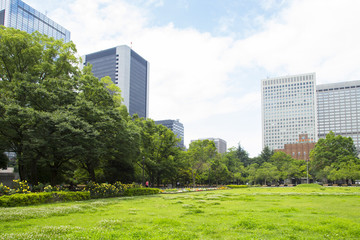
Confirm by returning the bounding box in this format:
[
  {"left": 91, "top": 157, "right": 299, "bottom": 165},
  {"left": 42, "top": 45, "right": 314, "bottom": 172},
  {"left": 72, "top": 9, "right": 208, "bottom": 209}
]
[
  {"left": 155, "top": 119, "right": 184, "bottom": 148},
  {"left": 0, "top": 0, "right": 70, "bottom": 42},
  {"left": 262, "top": 73, "right": 317, "bottom": 150},
  {"left": 317, "top": 80, "right": 360, "bottom": 152},
  {"left": 82, "top": 45, "right": 149, "bottom": 118}
]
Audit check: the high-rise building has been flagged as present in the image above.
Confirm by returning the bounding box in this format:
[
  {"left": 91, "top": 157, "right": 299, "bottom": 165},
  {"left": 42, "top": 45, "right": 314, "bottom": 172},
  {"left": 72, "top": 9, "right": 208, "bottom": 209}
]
[
  {"left": 317, "top": 80, "right": 360, "bottom": 152},
  {"left": 155, "top": 119, "right": 184, "bottom": 148},
  {"left": 0, "top": 0, "right": 70, "bottom": 42},
  {"left": 192, "top": 138, "right": 227, "bottom": 154},
  {"left": 262, "top": 73, "right": 317, "bottom": 150},
  {"left": 82, "top": 45, "right": 149, "bottom": 118}
]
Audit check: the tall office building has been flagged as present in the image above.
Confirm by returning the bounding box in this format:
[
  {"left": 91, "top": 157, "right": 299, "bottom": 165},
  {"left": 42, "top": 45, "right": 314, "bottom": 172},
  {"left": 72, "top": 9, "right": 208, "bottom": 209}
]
[
  {"left": 317, "top": 80, "right": 360, "bottom": 152},
  {"left": 82, "top": 46, "right": 149, "bottom": 118},
  {"left": 192, "top": 138, "right": 227, "bottom": 154},
  {"left": 262, "top": 73, "right": 317, "bottom": 150},
  {"left": 155, "top": 119, "right": 184, "bottom": 148},
  {"left": 0, "top": 0, "right": 70, "bottom": 42}
]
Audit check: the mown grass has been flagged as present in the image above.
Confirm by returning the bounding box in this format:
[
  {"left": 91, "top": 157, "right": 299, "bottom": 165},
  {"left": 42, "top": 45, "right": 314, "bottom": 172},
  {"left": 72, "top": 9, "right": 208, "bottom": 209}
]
[{"left": 0, "top": 186, "right": 359, "bottom": 239}]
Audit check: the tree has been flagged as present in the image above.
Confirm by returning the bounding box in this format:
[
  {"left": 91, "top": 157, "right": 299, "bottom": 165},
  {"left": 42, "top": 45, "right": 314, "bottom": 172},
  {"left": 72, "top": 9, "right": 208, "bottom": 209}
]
[
  {"left": 135, "top": 118, "right": 182, "bottom": 186},
  {"left": 188, "top": 140, "right": 218, "bottom": 188},
  {"left": 235, "top": 143, "right": 251, "bottom": 167},
  {"left": 256, "top": 146, "right": 274, "bottom": 165},
  {"left": 310, "top": 131, "right": 359, "bottom": 182},
  {"left": 0, "top": 139, "right": 9, "bottom": 169},
  {"left": 223, "top": 147, "right": 246, "bottom": 184},
  {"left": 0, "top": 153, "right": 8, "bottom": 169},
  {"left": 327, "top": 158, "right": 360, "bottom": 184},
  {"left": 0, "top": 27, "right": 79, "bottom": 183},
  {"left": 246, "top": 163, "right": 259, "bottom": 185},
  {"left": 0, "top": 27, "right": 140, "bottom": 185},
  {"left": 256, "top": 162, "right": 279, "bottom": 185},
  {"left": 270, "top": 152, "right": 306, "bottom": 183},
  {"left": 209, "top": 155, "right": 230, "bottom": 185}
]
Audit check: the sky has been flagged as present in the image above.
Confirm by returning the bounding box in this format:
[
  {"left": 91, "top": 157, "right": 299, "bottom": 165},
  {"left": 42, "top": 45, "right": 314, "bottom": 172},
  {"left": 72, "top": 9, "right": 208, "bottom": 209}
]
[{"left": 25, "top": 0, "right": 360, "bottom": 157}]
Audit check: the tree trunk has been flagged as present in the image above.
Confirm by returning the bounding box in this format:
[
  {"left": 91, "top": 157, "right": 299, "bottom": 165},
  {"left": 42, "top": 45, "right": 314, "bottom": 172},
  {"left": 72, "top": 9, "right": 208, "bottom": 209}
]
[
  {"left": 89, "top": 167, "right": 96, "bottom": 182},
  {"left": 157, "top": 175, "right": 161, "bottom": 188},
  {"left": 29, "top": 158, "right": 38, "bottom": 185},
  {"left": 17, "top": 147, "right": 26, "bottom": 181},
  {"left": 50, "top": 166, "right": 58, "bottom": 186}
]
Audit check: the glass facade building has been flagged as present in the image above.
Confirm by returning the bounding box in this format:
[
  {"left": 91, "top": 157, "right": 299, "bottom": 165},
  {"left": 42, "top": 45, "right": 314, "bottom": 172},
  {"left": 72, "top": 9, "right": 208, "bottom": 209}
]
[
  {"left": 262, "top": 73, "right": 317, "bottom": 150},
  {"left": 317, "top": 81, "right": 360, "bottom": 152},
  {"left": 82, "top": 45, "right": 149, "bottom": 118},
  {"left": 155, "top": 119, "right": 184, "bottom": 148},
  {"left": 0, "top": 0, "right": 70, "bottom": 42}
]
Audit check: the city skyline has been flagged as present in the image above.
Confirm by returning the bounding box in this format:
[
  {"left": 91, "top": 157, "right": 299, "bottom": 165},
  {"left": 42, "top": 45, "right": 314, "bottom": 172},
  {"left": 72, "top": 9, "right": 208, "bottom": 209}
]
[
  {"left": 262, "top": 73, "right": 317, "bottom": 151},
  {"left": 20, "top": 0, "right": 360, "bottom": 156}
]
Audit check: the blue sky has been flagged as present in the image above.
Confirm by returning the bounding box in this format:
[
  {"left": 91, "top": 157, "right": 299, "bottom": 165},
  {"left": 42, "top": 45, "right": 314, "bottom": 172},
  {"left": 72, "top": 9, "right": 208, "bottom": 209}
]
[
  {"left": 25, "top": 0, "right": 360, "bottom": 156},
  {"left": 131, "top": 0, "right": 289, "bottom": 38}
]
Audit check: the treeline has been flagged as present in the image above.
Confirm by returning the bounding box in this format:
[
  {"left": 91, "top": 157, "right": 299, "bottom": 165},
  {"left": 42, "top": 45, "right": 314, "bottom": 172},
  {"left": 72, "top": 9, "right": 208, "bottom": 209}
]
[
  {"left": 0, "top": 27, "right": 182, "bottom": 186},
  {"left": 1, "top": 27, "right": 360, "bottom": 187}
]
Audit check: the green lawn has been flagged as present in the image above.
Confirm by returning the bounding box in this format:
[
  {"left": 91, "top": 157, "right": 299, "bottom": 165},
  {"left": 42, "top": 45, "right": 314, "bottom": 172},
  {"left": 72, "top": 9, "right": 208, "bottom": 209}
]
[{"left": 1, "top": 186, "right": 359, "bottom": 239}]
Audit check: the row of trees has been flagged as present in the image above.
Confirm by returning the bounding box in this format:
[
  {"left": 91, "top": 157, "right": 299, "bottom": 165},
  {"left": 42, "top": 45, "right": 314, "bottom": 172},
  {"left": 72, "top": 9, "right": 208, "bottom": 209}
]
[
  {"left": 1, "top": 27, "right": 359, "bottom": 187},
  {"left": 185, "top": 132, "right": 360, "bottom": 186}
]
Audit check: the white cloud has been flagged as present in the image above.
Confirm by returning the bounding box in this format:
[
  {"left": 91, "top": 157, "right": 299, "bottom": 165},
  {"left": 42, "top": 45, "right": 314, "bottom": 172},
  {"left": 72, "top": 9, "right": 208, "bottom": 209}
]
[
  {"left": 143, "top": 0, "right": 164, "bottom": 7},
  {"left": 29, "top": 0, "right": 360, "bottom": 156},
  {"left": 234, "top": 0, "right": 360, "bottom": 83}
]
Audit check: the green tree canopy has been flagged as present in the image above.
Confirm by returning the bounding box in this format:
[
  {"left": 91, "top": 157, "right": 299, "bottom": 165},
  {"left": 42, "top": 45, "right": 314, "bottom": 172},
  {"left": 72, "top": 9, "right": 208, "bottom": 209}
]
[
  {"left": 310, "top": 131, "right": 359, "bottom": 183},
  {"left": 0, "top": 27, "right": 139, "bottom": 185},
  {"left": 188, "top": 139, "right": 218, "bottom": 187}
]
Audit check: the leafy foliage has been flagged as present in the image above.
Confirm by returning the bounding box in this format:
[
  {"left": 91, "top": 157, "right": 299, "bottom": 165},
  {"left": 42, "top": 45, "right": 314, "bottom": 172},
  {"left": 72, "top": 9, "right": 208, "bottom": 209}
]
[
  {"left": 12, "top": 180, "right": 30, "bottom": 193},
  {"left": 0, "top": 191, "right": 90, "bottom": 207},
  {"left": 188, "top": 140, "right": 218, "bottom": 187},
  {"left": 310, "top": 131, "right": 360, "bottom": 183},
  {"left": 0, "top": 27, "right": 140, "bottom": 185},
  {"left": 0, "top": 183, "right": 10, "bottom": 196}
]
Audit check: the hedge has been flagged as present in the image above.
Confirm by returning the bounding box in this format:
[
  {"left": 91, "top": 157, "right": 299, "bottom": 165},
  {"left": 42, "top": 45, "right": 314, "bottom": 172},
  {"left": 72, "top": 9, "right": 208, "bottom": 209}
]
[
  {"left": 123, "top": 188, "right": 160, "bottom": 196},
  {"left": 0, "top": 191, "right": 90, "bottom": 207},
  {"left": 227, "top": 185, "right": 249, "bottom": 188}
]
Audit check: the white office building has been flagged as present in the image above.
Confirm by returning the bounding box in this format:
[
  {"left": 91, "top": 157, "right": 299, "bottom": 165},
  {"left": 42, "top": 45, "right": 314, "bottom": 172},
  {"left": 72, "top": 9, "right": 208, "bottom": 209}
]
[
  {"left": 262, "top": 73, "right": 317, "bottom": 150},
  {"left": 317, "top": 80, "right": 360, "bottom": 152}
]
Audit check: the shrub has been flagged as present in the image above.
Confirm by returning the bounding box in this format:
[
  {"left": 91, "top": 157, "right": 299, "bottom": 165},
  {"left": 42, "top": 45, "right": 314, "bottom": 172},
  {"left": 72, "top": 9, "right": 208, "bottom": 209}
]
[
  {"left": 12, "top": 180, "right": 30, "bottom": 193},
  {"left": 51, "top": 192, "right": 90, "bottom": 202},
  {"left": 0, "top": 191, "right": 90, "bottom": 207},
  {"left": 227, "top": 185, "right": 249, "bottom": 188},
  {"left": 44, "top": 185, "right": 59, "bottom": 192},
  {"left": 0, "top": 183, "right": 10, "bottom": 196},
  {"left": 123, "top": 188, "right": 160, "bottom": 196},
  {"left": 85, "top": 182, "right": 122, "bottom": 199},
  {"left": 32, "top": 183, "right": 45, "bottom": 192}
]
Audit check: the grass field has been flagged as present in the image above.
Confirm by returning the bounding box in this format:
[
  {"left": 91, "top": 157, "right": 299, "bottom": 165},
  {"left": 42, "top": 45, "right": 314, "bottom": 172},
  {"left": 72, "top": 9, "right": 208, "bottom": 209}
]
[{"left": 1, "top": 186, "right": 359, "bottom": 239}]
